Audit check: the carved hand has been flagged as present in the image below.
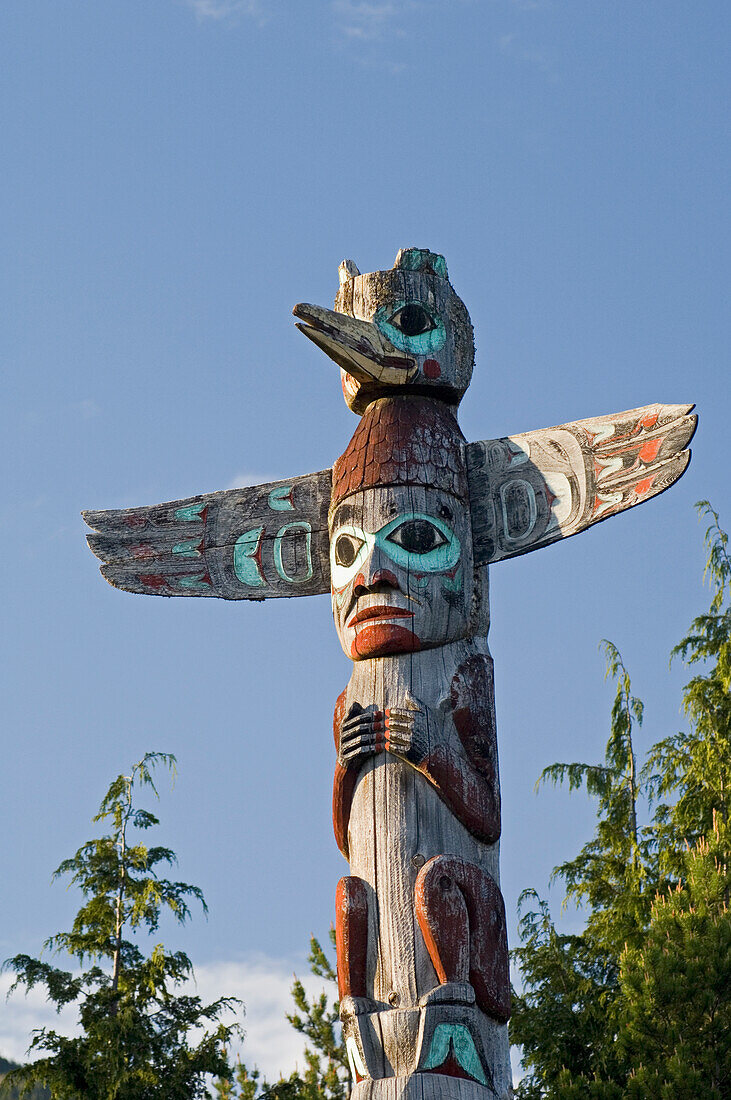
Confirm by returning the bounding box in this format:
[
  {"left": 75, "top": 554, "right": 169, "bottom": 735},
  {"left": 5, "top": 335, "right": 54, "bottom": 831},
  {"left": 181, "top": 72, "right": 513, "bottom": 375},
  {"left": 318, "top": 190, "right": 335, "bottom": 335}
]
[
  {"left": 339, "top": 703, "right": 385, "bottom": 767},
  {"left": 383, "top": 704, "right": 430, "bottom": 766},
  {"left": 339, "top": 701, "right": 431, "bottom": 768}
]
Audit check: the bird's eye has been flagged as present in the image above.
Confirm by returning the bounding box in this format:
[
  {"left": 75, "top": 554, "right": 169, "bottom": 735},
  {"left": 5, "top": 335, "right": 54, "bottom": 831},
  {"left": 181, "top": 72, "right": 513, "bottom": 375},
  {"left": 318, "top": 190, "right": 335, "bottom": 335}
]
[
  {"left": 386, "top": 520, "right": 447, "bottom": 555},
  {"left": 335, "top": 533, "right": 364, "bottom": 567},
  {"left": 388, "top": 304, "right": 436, "bottom": 337}
]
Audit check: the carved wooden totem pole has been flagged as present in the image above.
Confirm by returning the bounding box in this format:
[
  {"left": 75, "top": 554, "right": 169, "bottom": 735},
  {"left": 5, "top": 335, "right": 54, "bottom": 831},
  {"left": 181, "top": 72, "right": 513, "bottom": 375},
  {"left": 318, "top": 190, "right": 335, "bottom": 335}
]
[{"left": 85, "top": 249, "right": 696, "bottom": 1099}]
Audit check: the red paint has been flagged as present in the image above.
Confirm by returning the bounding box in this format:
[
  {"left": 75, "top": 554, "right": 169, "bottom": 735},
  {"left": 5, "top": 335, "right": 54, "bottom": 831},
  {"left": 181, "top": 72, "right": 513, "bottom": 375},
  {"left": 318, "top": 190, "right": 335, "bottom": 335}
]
[
  {"left": 634, "top": 475, "right": 655, "bottom": 495},
  {"left": 638, "top": 438, "right": 662, "bottom": 463},
  {"left": 640, "top": 411, "right": 659, "bottom": 429},
  {"left": 335, "top": 876, "right": 369, "bottom": 1000},
  {"left": 332, "top": 761, "right": 359, "bottom": 859},
  {"left": 423, "top": 358, "right": 441, "bottom": 379},
  {"left": 370, "top": 569, "right": 399, "bottom": 588},
  {"left": 123, "top": 514, "right": 146, "bottom": 529},
  {"left": 415, "top": 856, "right": 510, "bottom": 1023},
  {"left": 353, "top": 572, "right": 366, "bottom": 591},
  {"left": 419, "top": 746, "right": 500, "bottom": 844},
  {"left": 138, "top": 574, "right": 168, "bottom": 590},
  {"left": 347, "top": 604, "right": 414, "bottom": 628},
  {"left": 422, "top": 1048, "right": 481, "bottom": 1083},
  {"left": 331, "top": 395, "right": 467, "bottom": 506},
  {"left": 130, "top": 544, "right": 155, "bottom": 561},
  {"left": 333, "top": 689, "right": 348, "bottom": 750},
  {"left": 350, "top": 623, "right": 421, "bottom": 659},
  {"left": 450, "top": 656, "right": 499, "bottom": 790}
]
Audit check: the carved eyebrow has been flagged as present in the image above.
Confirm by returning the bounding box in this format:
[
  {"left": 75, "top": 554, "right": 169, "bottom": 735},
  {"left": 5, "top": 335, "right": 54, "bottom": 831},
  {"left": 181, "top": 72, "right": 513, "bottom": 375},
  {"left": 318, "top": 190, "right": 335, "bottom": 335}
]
[{"left": 331, "top": 503, "right": 359, "bottom": 528}]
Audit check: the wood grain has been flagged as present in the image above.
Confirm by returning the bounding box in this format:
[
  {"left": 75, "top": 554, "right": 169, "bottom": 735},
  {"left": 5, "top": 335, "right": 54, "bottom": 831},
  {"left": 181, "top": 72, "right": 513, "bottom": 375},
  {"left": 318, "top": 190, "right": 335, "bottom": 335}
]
[
  {"left": 468, "top": 402, "right": 697, "bottom": 566},
  {"left": 82, "top": 248, "right": 699, "bottom": 1100},
  {"left": 83, "top": 470, "right": 332, "bottom": 599}
]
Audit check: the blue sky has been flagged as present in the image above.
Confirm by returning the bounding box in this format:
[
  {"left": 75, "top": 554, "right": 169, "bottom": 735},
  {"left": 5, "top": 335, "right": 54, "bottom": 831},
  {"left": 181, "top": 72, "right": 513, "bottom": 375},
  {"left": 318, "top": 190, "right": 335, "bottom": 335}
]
[{"left": 2, "top": 0, "right": 729, "bottom": 1079}]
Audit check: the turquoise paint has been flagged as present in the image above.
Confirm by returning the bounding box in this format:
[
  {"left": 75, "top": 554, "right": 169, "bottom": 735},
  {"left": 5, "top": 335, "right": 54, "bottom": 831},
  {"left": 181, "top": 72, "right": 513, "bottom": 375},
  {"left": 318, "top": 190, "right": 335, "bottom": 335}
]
[
  {"left": 174, "top": 503, "right": 206, "bottom": 522},
  {"left": 441, "top": 564, "right": 464, "bottom": 594},
  {"left": 377, "top": 512, "right": 460, "bottom": 574},
  {"left": 178, "top": 573, "right": 211, "bottom": 591},
  {"left": 330, "top": 513, "right": 461, "bottom": 587},
  {"left": 233, "top": 527, "right": 266, "bottom": 587},
  {"left": 172, "top": 540, "right": 202, "bottom": 558},
  {"left": 396, "top": 248, "right": 448, "bottom": 279},
  {"left": 268, "top": 485, "right": 295, "bottom": 511},
  {"left": 411, "top": 574, "right": 432, "bottom": 590},
  {"left": 273, "top": 522, "right": 313, "bottom": 583},
  {"left": 374, "top": 301, "right": 446, "bottom": 357},
  {"left": 422, "top": 1024, "right": 487, "bottom": 1085}
]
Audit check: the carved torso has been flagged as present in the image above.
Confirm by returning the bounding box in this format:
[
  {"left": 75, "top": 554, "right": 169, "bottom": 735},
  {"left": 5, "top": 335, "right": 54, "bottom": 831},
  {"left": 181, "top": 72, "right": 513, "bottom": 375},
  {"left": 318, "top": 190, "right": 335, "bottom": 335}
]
[{"left": 335, "top": 640, "right": 501, "bottom": 1007}]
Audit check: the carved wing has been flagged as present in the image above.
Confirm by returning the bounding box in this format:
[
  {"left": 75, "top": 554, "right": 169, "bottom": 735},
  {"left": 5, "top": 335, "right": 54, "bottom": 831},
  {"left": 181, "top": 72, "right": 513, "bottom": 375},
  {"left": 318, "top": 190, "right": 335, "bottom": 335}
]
[
  {"left": 83, "top": 470, "right": 332, "bottom": 598},
  {"left": 467, "top": 403, "right": 697, "bottom": 566}
]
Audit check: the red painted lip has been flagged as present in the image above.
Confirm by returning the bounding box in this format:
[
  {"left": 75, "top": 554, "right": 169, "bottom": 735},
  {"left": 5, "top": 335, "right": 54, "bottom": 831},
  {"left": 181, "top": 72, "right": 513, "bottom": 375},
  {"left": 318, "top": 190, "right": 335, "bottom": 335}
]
[{"left": 347, "top": 604, "right": 415, "bottom": 629}]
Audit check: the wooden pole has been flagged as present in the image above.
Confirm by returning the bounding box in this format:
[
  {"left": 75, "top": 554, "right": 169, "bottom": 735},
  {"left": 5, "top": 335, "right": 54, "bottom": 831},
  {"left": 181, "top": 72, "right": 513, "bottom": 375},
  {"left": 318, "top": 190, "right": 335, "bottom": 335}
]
[{"left": 84, "top": 248, "right": 697, "bottom": 1098}]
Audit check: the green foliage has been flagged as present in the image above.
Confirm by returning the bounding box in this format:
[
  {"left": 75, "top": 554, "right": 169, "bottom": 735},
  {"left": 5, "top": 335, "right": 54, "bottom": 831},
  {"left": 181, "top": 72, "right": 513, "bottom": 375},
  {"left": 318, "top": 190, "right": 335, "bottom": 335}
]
[
  {"left": 511, "top": 503, "right": 731, "bottom": 1096},
  {"left": 215, "top": 933, "right": 348, "bottom": 1099},
  {"left": 0, "top": 1059, "right": 49, "bottom": 1100},
  {"left": 510, "top": 645, "right": 649, "bottom": 1096},
  {"left": 1, "top": 753, "right": 241, "bottom": 1100},
  {"left": 536, "top": 640, "right": 654, "bottom": 956},
  {"left": 645, "top": 501, "right": 731, "bottom": 879},
  {"left": 619, "top": 825, "right": 731, "bottom": 1098},
  {"left": 510, "top": 891, "right": 623, "bottom": 1097}
]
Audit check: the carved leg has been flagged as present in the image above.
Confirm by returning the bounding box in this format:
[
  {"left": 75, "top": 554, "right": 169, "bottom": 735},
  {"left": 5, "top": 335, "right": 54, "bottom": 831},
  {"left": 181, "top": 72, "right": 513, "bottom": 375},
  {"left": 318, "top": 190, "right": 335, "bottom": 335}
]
[
  {"left": 415, "top": 856, "right": 510, "bottom": 1023},
  {"left": 335, "top": 875, "right": 369, "bottom": 1001}
]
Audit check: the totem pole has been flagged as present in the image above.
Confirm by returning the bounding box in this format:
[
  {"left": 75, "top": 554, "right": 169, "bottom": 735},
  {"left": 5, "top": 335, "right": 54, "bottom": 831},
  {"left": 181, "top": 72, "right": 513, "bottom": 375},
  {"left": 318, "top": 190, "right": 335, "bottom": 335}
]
[{"left": 84, "top": 249, "right": 696, "bottom": 1099}]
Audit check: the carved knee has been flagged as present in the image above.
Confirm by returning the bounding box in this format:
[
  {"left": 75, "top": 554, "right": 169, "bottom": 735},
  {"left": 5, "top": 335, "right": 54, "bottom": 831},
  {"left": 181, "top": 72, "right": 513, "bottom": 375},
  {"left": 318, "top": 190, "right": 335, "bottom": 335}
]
[{"left": 415, "top": 855, "right": 510, "bottom": 1022}]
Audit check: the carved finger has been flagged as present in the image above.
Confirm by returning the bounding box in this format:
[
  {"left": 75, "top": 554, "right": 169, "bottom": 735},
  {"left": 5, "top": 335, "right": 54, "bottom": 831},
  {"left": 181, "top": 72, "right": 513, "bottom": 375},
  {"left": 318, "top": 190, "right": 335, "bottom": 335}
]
[
  {"left": 341, "top": 737, "right": 384, "bottom": 763},
  {"left": 341, "top": 721, "right": 373, "bottom": 740},
  {"left": 385, "top": 710, "right": 421, "bottom": 727},
  {"left": 342, "top": 709, "right": 383, "bottom": 731},
  {"left": 341, "top": 718, "right": 383, "bottom": 740},
  {"left": 384, "top": 720, "right": 418, "bottom": 737},
  {"left": 341, "top": 722, "right": 383, "bottom": 745}
]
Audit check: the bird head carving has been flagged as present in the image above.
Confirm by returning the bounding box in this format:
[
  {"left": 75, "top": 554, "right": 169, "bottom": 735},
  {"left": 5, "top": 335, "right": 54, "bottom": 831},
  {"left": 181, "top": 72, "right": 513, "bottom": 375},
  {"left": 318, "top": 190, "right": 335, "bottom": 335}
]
[{"left": 293, "top": 248, "right": 475, "bottom": 414}]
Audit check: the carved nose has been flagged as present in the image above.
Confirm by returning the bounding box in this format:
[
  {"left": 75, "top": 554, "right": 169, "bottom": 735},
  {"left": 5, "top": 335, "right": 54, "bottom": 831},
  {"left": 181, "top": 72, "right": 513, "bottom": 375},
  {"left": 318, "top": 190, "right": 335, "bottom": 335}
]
[{"left": 353, "top": 569, "right": 400, "bottom": 598}]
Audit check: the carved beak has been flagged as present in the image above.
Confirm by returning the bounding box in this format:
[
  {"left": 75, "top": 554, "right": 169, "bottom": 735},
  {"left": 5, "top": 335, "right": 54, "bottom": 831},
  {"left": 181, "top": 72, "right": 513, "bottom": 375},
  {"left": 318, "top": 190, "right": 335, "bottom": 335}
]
[{"left": 293, "top": 303, "right": 418, "bottom": 387}]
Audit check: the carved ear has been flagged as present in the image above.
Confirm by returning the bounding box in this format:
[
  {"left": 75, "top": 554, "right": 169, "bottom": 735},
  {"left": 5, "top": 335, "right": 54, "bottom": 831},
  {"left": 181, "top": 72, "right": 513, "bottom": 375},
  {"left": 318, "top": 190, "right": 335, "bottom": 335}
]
[
  {"left": 339, "top": 259, "right": 360, "bottom": 285},
  {"left": 393, "top": 248, "right": 448, "bottom": 280}
]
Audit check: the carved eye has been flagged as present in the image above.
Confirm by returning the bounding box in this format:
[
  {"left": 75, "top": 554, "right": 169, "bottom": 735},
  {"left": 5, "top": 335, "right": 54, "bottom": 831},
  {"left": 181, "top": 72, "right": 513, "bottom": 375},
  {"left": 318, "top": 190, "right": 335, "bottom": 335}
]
[
  {"left": 386, "top": 520, "right": 447, "bottom": 555},
  {"left": 335, "top": 533, "right": 364, "bottom": 567},
  {"left": 388, "top": 304, "right": 436, "bottom": 337}
]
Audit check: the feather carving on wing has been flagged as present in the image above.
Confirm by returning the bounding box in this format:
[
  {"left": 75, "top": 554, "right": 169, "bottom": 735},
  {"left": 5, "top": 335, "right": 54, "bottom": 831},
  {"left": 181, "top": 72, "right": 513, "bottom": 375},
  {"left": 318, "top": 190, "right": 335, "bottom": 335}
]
[
  {"left": 467, "top": 402, "right": 697, "bottom": 566},
  {"left": 83, "top": 470, "right": 332, "bottom": 599}
]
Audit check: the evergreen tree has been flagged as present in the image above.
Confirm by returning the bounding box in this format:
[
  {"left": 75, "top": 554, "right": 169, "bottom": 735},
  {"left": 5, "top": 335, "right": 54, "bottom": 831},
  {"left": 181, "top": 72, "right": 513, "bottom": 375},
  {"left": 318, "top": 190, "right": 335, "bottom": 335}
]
[
  {"left": 215, "top": 933, "right": 348, "bottom": 1099},
  {"left": 511, "top": 504, "right": 731, "bottom": 1096},
  {"left": 1, "top": 753, "right": 241, "bottom": 1100},
  {"left": 619, "top": 823, "right": 731, "bottom": 1099},
  {"left": 509, "top": 644, "right": 651, "bottom": 1097},
  {"left": 645, "top": 501, "right": 731, "bottom": 879}
]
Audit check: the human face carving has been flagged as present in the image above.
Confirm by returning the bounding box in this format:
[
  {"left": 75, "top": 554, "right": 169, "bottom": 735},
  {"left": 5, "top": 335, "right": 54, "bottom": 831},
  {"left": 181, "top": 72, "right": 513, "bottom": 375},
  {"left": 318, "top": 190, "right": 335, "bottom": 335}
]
[{"left": 330, "top": 486, "right": 474, "bottom": 661}]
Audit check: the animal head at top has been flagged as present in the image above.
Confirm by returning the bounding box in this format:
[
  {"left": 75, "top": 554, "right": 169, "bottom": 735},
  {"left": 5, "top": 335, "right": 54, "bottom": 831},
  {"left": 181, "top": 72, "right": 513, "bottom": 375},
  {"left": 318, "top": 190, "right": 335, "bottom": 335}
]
[{"left": 293, "top": 248, "right": 475, "bottom": 414}]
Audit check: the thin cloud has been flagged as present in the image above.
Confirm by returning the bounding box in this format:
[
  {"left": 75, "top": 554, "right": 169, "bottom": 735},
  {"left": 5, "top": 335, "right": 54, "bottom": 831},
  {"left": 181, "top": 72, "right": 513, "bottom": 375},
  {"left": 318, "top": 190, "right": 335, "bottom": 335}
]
[
  {"left": 185, "top": 0, "right": 267, "bottom": 24},
  {"left": 0, "top": 955, "right": 334, "bottom": 1082},
  {"left": 331, "top": 0, "right": 407, "bottom": 42},
  {"left": 226, "top": 471, "right": 281, "bottom": 490}
]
